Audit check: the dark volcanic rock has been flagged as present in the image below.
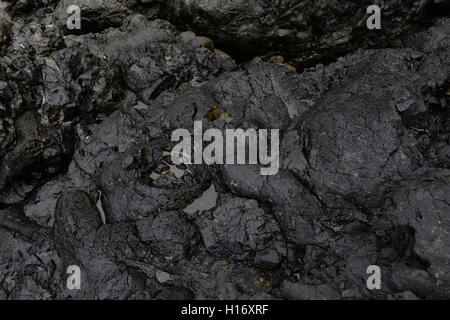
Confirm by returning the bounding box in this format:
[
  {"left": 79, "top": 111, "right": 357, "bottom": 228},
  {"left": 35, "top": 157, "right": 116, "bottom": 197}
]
[
  {"left": 0, "top": 1, "right": 11, "bottom": 44},
  {"left": 53, "top": 0, "right": 129, "bottom": 33},
  {"left": 197, "top": 195, "right": 286, "bottom": 268}
]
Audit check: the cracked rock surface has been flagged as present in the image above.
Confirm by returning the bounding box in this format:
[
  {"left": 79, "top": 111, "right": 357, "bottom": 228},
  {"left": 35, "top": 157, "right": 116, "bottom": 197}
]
[{"left": 0, "top": 0, "right": 449, "bottom": 300}]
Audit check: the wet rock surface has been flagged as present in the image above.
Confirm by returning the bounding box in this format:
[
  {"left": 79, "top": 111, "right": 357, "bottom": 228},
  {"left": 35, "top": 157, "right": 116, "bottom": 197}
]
[{"left": 0, "top": 1, "right": 449, "bottom": 300}]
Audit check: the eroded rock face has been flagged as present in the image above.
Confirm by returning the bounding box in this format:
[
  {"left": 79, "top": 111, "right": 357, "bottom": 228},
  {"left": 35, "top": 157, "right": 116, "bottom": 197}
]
[
  {"left": 387, "top": 170, "right": 450, "bottom": 299},
  {"left": 53, "top": 0, "right": 129, "bottom": 32},
  {"left": 157, "top": 0, "right": 446, "bottom": 66},
  {"left": 0, "top": 0, "right": 449, "bottom": 300}
]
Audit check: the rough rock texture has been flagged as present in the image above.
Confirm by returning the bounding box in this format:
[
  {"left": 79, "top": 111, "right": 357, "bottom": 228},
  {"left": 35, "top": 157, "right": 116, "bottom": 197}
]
[
  {"left": 154, "top": 0, "right": 449, "bottom": 67},
  {"left": 0, "top": 0, "right": 449, "bottom": 300}
]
